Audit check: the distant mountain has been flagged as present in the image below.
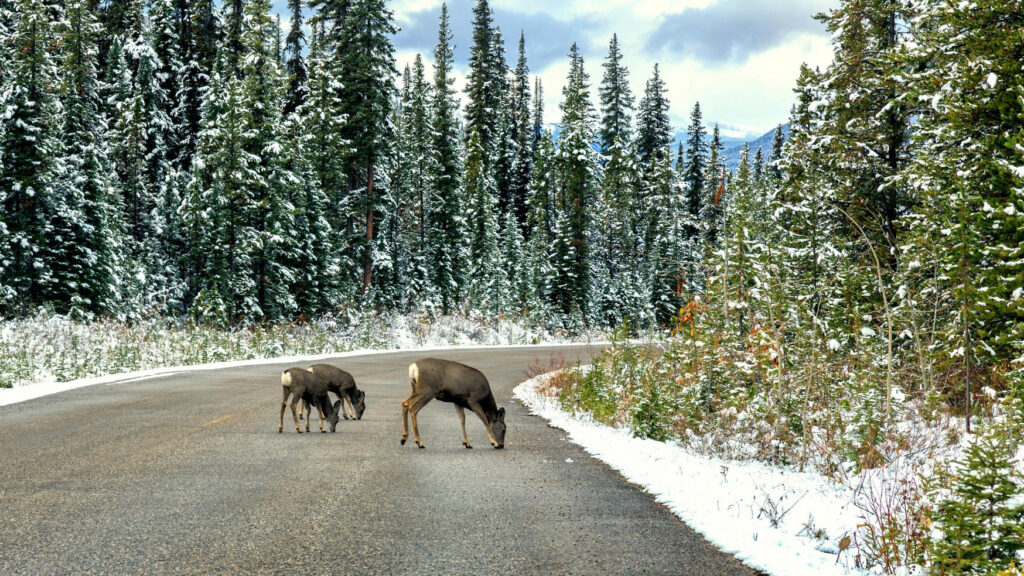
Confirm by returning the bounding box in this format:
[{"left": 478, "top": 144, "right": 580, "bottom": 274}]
[
  {"left": 545, "top": 122, "right": 790, "bottom": 173},
  {"left": 722, "top": 124, "right": 790, "bottom": 172}
]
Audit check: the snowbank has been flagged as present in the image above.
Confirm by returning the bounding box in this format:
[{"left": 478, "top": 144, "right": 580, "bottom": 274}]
[
  {"left": 0, "top": 342, "right": 596, "bottom": 408},
  {"left": 515, "top": 371, "right": 871, "bottom": 576}
]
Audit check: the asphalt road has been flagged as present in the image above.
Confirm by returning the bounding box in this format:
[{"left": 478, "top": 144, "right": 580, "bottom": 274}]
[{"left": 0, "top": 345, "right": 760, "bottom": 575}]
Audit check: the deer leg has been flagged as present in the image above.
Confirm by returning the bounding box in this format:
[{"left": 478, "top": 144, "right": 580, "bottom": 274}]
[
  {"left": 408, "top": 395, "right": 433, "bottom": 449},
  {"left": 344, "top": 392, "right": 356, "bottom": 420},
  {"left": 290, "top": 399, "right": 302, "bottom": 433},
  {"left": 297, "top": 399, "right": 304, "bottom": 420},
  {"left": 456, "top": 405, "right": 472, "bottom": 448},
  {"left": 279, "top": 388, "right": 290, "bottom": 433},
  {"left": 401, "top": 398, "right": 411, "bottom": 445},
  {"left": 315, "top": 401, "right": 327, "bottom": 433},
  {"left": 468, "top": 401, "right": 499, "bottom": 448}
]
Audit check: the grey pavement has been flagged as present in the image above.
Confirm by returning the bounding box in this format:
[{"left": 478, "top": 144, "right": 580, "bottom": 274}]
[{"left": 0, "top": 345, "right": 760, "bottom": 575}]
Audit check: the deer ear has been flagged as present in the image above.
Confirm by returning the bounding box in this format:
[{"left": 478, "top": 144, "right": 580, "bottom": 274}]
[{"left": 497, "top": 407, "right": 505, "bottom": 420}]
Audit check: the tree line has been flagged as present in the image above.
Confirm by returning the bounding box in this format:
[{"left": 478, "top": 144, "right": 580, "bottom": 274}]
[
  {"left": 0, "top": 0, "right": 768, "bottom": 329},
  {"left": 2, "top": 0, "right": 1022, "bottom": 413}
]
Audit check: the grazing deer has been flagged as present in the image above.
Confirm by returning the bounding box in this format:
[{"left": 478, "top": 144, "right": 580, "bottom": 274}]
[
  {"left": 279, "top": 367, "right": 341, "bottom": 434},
  {"left": 401, "top": 358, "right": 506, "bottom": 449},
  {"left": 307, "top": 364, "right": 366, "bottom": 421}
]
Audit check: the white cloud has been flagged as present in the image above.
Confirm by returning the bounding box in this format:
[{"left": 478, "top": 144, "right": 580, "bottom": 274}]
[{"left": 390, "top": 0, "right": 838, "bottom": 135}]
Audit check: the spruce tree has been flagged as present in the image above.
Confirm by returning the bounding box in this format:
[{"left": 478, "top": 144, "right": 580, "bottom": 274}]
[
  {"left": 0, "top": 0, "right": 64, "bottom": 312},
  {"left": 283, "top": 0, "right": 307, "bottom": 116},
  {"left": 509, "top": 32, "right": 533, "bottom": 232},
  {"left": 903, "top": 0, "right": 1024, "bottom": 414},
  {"left": 300, "top": 21, "right": 350, "bottom": 310},
  {"left": 683, "top": 102, "right": 707, "bottom": 238},
  {"left": 335, "top": 0, "right": 398, "bottom": 296},
  {"left": 56, "top": 0, "right": 128, "bottom": 316},
  {"left": 596, "top": 35, "right": 645, "bottom": 327},
  {"left": 928, "top": 433, "right": 1024, "bottom": 575},
  {"left": 552, "top": 43, "right": 597, "bottom": 322},
  {"left": 426, "top": 2, "right": 465, "bottom": 315}
]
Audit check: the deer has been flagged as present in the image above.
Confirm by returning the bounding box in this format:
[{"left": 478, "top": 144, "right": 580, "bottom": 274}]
[
  {"left": 307, "top": 363, "right": 366, "bottom": 421},
  {"left": 279, "top": 367, "right": 341, "bottom": 434},
  {"left": 401, "top": 358, "right": 506, "bottom": 450}
]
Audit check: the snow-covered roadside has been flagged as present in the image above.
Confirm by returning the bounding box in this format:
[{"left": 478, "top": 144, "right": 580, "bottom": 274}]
[
  {"left": 514, "top": 371, "right": 870, "bottom": 576},
  {"left": 0, "top": 342, "right": 598, "bottom": 408}
]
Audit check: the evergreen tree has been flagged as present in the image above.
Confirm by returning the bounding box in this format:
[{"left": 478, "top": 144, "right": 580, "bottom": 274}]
[
  {"left": 242, "top": 0, "right": 298, "bottom": 320},
  {"left": 464, "top": 127, "right": 505, "bottom": 313},
  {"left": 508, "top": 32, "right": 533, "bottom": 231},
  {"left": 222, "top": 0, "right": 245, "bottom": 77},
  {"left": 0, "top": 0, "right": 64, "bottom": 312},
  {"left": 56, "top": 0, "right": 128, "bottom": 316},
  {"left": 596, "top": 35, "right": 645, "bottom": 327},
  {"left": 682, "top": 102, "right": 707, "bottom": 238},
  {"left": 598, "top": 34, "right": 633, "bottom": 156},
  {"left": 464, "top": 0, "right": 501, "bottom": 166},
  {"left": 283, "top": 0, "right": 307, "bottom": 116},
  {"left": 928, "top": 433, "right": 1024, "bottom": 575},
  {"left": 393, "top": 56, "right": 432, "bottom": 308},
  {"left": 300, "top": 21, "right": 350, "bottom": 310},
  {"left": 184, "top": 57, "right": 261, "bottom": 323},
  {"left": 701, "top": 124, "right": 727, "bottom": 249},
  {"left": 813, "top": 0, "right": 916, "bottom": 258},
  {"left": 335, "top": 0, "right": 398, "bottom": 296},
  {"left": 902, "top": 0, "right": 1024, "bottom": 413},
  {"left": 525, "top": 128, "right": 556, "bottom": 318},
  {"left": 552, "top": 43, "right": 597, "bottom": 321},
  {"left": 426, "top": 2, "right": 465, "bottom": 315}
]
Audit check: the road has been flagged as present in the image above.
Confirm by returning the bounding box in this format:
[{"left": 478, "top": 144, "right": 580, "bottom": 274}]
[{"left": 0, "top": 345, "right": 759, "bottom": 575}]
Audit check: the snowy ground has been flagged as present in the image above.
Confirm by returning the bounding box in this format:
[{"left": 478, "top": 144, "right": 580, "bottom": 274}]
[
  {"left": 515, "top": 370, "right": 878, "bottom": 576},
  {"left": 0, "top": 342, "right": 596, "bottom": 408}
]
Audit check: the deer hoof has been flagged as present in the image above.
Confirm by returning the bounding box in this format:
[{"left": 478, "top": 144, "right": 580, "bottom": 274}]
[
  {"left": 400, "top": 438, "right": 407, "bottom": 445},
  {"left": 495, "top": 444, "right": 504, "bottom": 450},
  {"left": 417, "top": 443, "right": 425, "bottom": 449},
  {"left": 464, "top": 443, "right": 473, "bottom": 449}
]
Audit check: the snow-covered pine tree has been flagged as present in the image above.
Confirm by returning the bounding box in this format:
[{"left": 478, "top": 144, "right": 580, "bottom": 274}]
[
  {"left": 635, "top": 65, "right": 680, "bottom": 322},
  {"left": 0, "top": 0, "right": 15, "bottom": 306},
  {"left": 241, "top": 0, "right": 299, "bottom": 321},
  {"left": 700, "top": 124, "right": 728, "bottom": 250},
  {"left": 296, "top": 21, "right": 350, "bottom": 312},
  {"left": 107, "top": 8, "right": 179, "bottom": 315},
  {"left": 54, "top": 0, "right": 129, "bottom": 316},
  {"left": 525, "top": 105, "right": 556, "bottom": 319},
  {"left": 283, "top": 0, "right": 307, "bottom": 117},
  {"left": 813, "top": 0, "right": 916, "bottom": 259},
  {"left": 594, "top": 34, "right": 648, "bottom": 328},
  {"left": 552, "top": 43, "right": 597, "bottom": 323},
  {"left": 464, "top": 126, "right": 506, "bottom": 314},
  {"left": 334, "top": 0, "right": 398, "bottom": 297},
  {"left": 426, "top": 2, "right": 465, "bottom": 315},
  {"left": 682, "top": 102, "right": 707, "bottom": 219},
  {"left": 489, "top": 26, "right": 515, "bottom": 222},
  {"left": 392, "top": 56, "right": 432, "bottom": 309},
  {"left": 173, "top": 0, "right": 218, "bottom": 174},
  {"left": 509, "top": 32, "right": 533, "bottom": 232},
  {"left": 464, "top": 0, "right": 501, "bottom": 172},
  {"left": 0, "top": 0, "right": 64, "bottom": 313},
  {"left": 903, "top": 0, "right": 1024, "bottom": 414},
  {"left": 184, "top": 54, "right": 262, "bottom": 324},
  {"left": 222, "top": 0, "right": 245, "bottom": 78}
]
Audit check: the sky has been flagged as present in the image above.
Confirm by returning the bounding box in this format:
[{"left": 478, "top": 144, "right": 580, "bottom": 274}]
[{"left": 275, "top": 0, "right": 839, "bottom": 139}]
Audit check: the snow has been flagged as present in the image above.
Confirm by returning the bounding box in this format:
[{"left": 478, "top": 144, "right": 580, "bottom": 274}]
[
  {"left": 515, "top": 372, "right": 871, "bottom": 576},
  {"left": 0, "top": 342, "right": 601, "bottom": 408}
]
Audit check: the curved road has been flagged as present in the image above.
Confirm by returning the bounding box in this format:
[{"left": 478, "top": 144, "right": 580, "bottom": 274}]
[{"left": 0, "top": 345, "right": 758, "bottom": 575}]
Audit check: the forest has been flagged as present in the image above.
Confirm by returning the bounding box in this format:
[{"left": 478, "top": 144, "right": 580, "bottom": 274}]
[{"left": 2, "top": 0, "right": 1023, "bottom": 411}]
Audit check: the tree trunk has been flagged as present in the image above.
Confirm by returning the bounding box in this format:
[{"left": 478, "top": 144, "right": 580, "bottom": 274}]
[{"left": 363, "top": 164, "right": 375, "bottom": 294}]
